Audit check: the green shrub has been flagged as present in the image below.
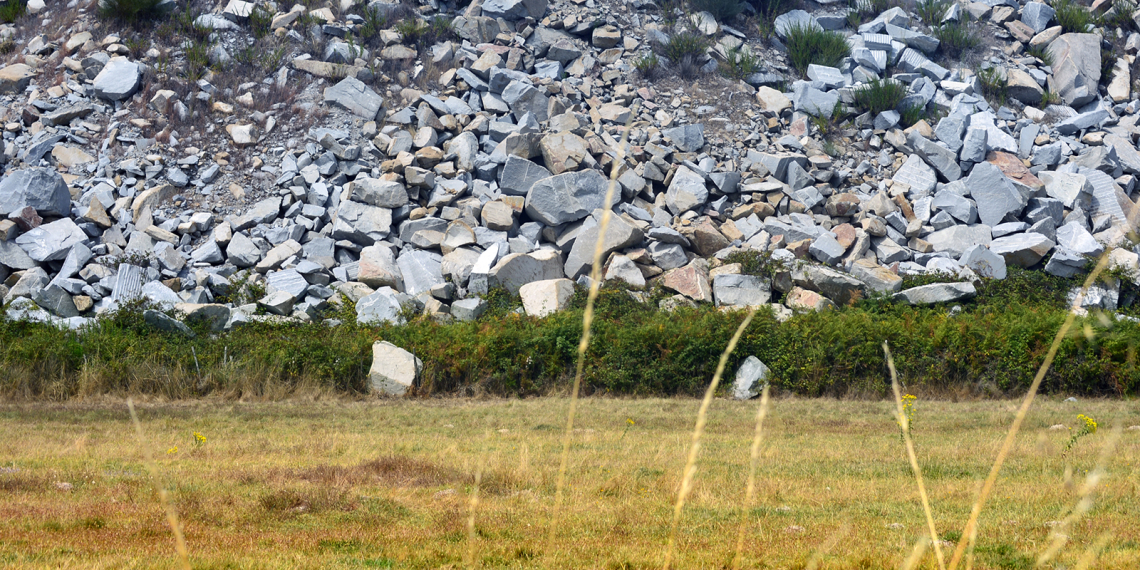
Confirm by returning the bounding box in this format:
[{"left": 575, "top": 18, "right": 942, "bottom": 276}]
[
  {"left": 977, "top": 66, "right": 1008, "bottom": 105},
  {"left": 633, "top": 52, "right": 661, "bottom": 78},
  {"left": 899, "top": 102, "right": 927, "bottom": 127},
  {"left": 654, "top": 32, "right": 711, "bottom": 79},
  {"left": 719, "top": 48, "right": 762, "bottom": 80},
  {"left": 0, "top": 0, "right": 26, "bottom": 23},
  {"left": 395, "top": 16, "right": 454, "bottom": 51},
  {"left": 916, "top": 0, "right": 950, "bottom": 26},
  {"left": 933, "top": 19, "right": 979, "bottom": 59},
  {"left": 1024, "top": 44, "right": 1053, "bottom": 66},
  {"left": 853, "top": 78, "right": 907, "bottom": 115},
  {"left": 785, "top": 23, "right": 850, "bottom": 74},
  {"left": 98, "top": 0, "right": 168, "bottom": 22},
  {"left": 1102, "top": 0, "right": 1138, "bottom": 29},
  {"left": 689, "top": 0, "right": 743, "bottom": 21},
  {"left": 752, "top": 0, "right": 785, "bottom": 37},
  {"left": 249, "top": 4, "right": 274, "bottom": 39},
  {"left": 1051, "top": 0, "right": 1096, "bottom": 33}
]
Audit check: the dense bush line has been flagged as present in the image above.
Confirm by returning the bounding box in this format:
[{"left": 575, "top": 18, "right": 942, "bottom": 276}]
[{"left": 3, "top": 272, "right": 1139, "bottom": 400}]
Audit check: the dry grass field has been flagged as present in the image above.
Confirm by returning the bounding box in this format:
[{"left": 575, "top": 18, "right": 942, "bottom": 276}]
[{"left": 0, "top": 396, "right": 1138, "bottom": 569}]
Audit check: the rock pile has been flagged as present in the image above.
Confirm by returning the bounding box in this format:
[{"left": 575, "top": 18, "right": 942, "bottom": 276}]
[{"left": 3, "top": 0, "right": 1140, "bottom": 343}]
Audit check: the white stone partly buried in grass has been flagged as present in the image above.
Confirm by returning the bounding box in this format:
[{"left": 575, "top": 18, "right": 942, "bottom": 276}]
[
  {"left": 369, "top": 341, "right": 422, "bottom": 396},
  {"left": 519, "top": 278, "right": 575, "bottom": 317},
  {"left": 732, "top": 355, "right": 770, "bottom": 400}
]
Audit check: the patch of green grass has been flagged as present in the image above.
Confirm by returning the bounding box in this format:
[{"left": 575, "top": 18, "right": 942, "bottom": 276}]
[
  {"left": 654, "top": 32, "right": 711, "bottom": 79},
  {"left": 1024, "top": 43, "right": 1054, "bottom": 67},
  {"left": 1051, "top": 0, "right": 1096, "bottom": 34},
  {"left": 784, "top": 23, "right": 850, "bottom": 74},
  {"left": 752, "top": 0, "right": 785, "bottom": 38},
  {"left": 689, "top": 0, "right": 743, "bottom": 21},
  {"left": 978, "top": 65, "right": 1008, "bottom": 106},
  {"left": 97, "top": 0, "right": 169, "bottom": 22},
  {"left": 394, "top": 16, "right": 454, "bottom": 51},
  {"left": 853, "top": 78, "right": 907, "bottom": 115},
  {"left": 249, "top": 4, "right": 274, "bottom": 39},
  {"left": 718, "top": 48, "right": 762, "bottom": 80},
  {"left": 633, "top": 52, "right": 660, "bottom": 78},
  {"left": 1103, "top": 0, "right": 1138, "bottom": 29},
  {"left": 916, "top": 0, "right": 950, "bottom": 27},
  {"left": 0, "top": 0, "right": 26, "bottom": 23},
  {"left": 933, "top": 19, "right": 979, "bottom": 59}
]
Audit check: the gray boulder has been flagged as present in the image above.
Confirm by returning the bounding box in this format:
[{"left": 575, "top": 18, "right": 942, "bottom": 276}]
[
  {"left": 357, "top": 287, "right": 413, "bottom": 325},
  {"left": 894, "top": 282, "right": 976, "bottom": 304},
  {"left": 989, "top": 233, "right": 1054, "bottom": 267},
  {"left": 525, "top": 169, "right": 616, "bottom": 226},
  {"left": 713, "top": 274, "right": 771, "bottom": 307},
  {"left": 396, "top": 250, "right": 445, "bottom": 296},
  {"left": 662, "top": 124, "right": 705, "bottom": 153},
  {"left": 144, "top": 309, "right": 195, "bottom": 337},
  {"left": 960, "top": 245, "right": 1007, "bottom": 279},
  {"left": 93, "top": 57, "right": 141, "bottom": 100},
  {"left": 925, "top": 224, "right": 992, "bottom": 257},
  {"left": 369, "top": 341, "right": 422, "bottom": 396},
  {"left": 732, "top": 356, "right": 770, "bottom": 400},
  {"left": 967, "top": 162, "right": 1028, "bottom": 227},
  {"left": 323, "top": 76, "right": 385, "bottom": 120},
  {"left": 0, "top": 168, "right": 71, "bottom": 217},
  {"left": 500, "top": 156, "right": 552, "bottom": 196},
  {"left": 665, "top": 166, "right": 709, "bottom": 215},
  {"left": 1047, "top": 34, "right": 1101, "bottom": 107},
  {"left": 564, "top": 210, "right": 644, "bottom": 279},
  {"left": 481, "top": 0, "right": 547, "bottom": 20},
  {"left": 14, "top": 218, "right": 86, "bottom": 263}
]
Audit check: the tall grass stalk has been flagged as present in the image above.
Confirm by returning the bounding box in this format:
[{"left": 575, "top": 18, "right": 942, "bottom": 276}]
[
  {"left": 884, "top": 342, "right": 946, "bottom": 570},
  {"left": 464, "top": 457, "right": 485, "bottom": 570},
  {"left": 901, "top": 538, "right": 931, "bottom": 570},
  {"left": 547, "top": 104, "right": 639, "bottom": 551},
  {"left": 662, "top": 308, "right": 757, "bottom": 570},
  {"left": 805, "top": 525, "right": 849, "bottom": 570},
  {"left": 127, "top": 398, "right": 191, "bottom": 570},
  {"left": 945, "top": 231, "right": 1126, "bottom": 570},
  {"left": 1073, "top": 534, "right": 1113, "bottom": 570},
  {"left": 731, "top": 384, "right": 770, "bottom": 570},
  {"left": 1036, "top": 425, "right": 1121, "bottom": 566}
]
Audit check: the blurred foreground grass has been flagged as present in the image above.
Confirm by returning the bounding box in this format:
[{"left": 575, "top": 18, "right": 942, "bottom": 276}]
[{"left": 0, "top": 397, "right": 1138, "bottom": 569}]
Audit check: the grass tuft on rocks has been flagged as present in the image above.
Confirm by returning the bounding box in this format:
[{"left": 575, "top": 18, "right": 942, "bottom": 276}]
[
  {"left": 916, "top": 0, "right": 951, "bottom": 27},
  {"left": 97, "top": 0, "right": 169, "bottom": 22},
  {"left": 933, "top": 19, "right": 979, "bottom": 59},
  {"left": 689, "top": 0, "right": 744, "bottom": 21},
  {"left": 718, "top": 48, "right": 762, "bottom": 80},
  {"left": 785, "top": 23, "right": 850, "bottom": 74},
  {"left": 853, "top": 78, "right": 907, "bottom": 115},
  {"left": 1051, "top": 0, "right": 1097, "bottom": 33},
  {"left": 0, "top": 0, "right": 26, "bottom": 23}
]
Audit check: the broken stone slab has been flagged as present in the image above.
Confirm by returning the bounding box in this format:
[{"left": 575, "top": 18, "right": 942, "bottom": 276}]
[
  {"left": 1040, "top": 171, "right": 1092, "bottom": 210},
  {"left": 1056, "top": 221, "right": 1104, "bottom": 257},
  {"left": 967, "top": 162, "right": 1028, "bottom": 227},
  {"left": 662, "top": 124, "right": 705, "bottom": 153},
  {"left": 564, "top": 210, "right": 644, "bottom": 279},
  {"left": 1047, "top": 33, "right": 1101, "bottom": 107},
  {"left": 481, "top": 0, "right": 547, "bottom": 20},
  {"left": 144, "top": 309, "right": 195, "bottom": 337},
  {"left": 713, "top": 274, "right": 771, "bottom": 307},
  {"left": 519, "top": 278, "right": 575, "bottom": 317},
  {"left": 396, "top": 250, "right": 444, "bottom": 296},
  {"left": 450, "top": 297, "right": 488, "bottom": 321},
  {"left": 525, "top": 169, "right": 616, "bottom": 226},
  {"left": 989, "top": 232, "right": 1054, "bottom": 267},
  {"left": 0, "top": 168, "right": 71, "bottom": 217},
  {"left": 666, "top": 165, "right": 710, "bottom": 215},
  {"left": 785, "top": 286, "right": 836, "bottom": 311},
  {"left": 793, "top": 264, "right": 864, "bottom": 305},
  {"left": 323, "top": 76, "right": 384, "bottom": 120},
  {"left": 894, "top": 282, "right": 976, "bottom": 304},
  {"left": 732, "top": 355, "right": 770, "bottom": 400},
  {"left": 960, "top": 244, "right": 1007, "bottom": 279},
  {"left": 925, "top": 224, "right": 993, "bottom": 257},
  {"left": 92, "top": 57, "right": 140, "bottom": 101},
  {"left": 487, "top": 249, "right": 565, "bottom": 294},
  {"left": 0, "top": 63, "right": 36, "bottom": 94},
  {"left": 13, "top": 218, "right": 86, "bottom": 263},
  {"left": 369, "top": 341, "right": 422, "bottom": 396},
  {"left": 849, "top": 259, "right": 903, "bottom": 292},
  {"left": 662, "top": 259, "right": 712, "bottom": 302},
  {"left": 500, "top": 155, "right": 552, "bottom": 196},
  {"left": 357, "top": 287, "right": 414, "bottom": 326}
]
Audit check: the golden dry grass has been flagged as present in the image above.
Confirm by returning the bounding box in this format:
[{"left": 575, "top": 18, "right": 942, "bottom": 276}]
[{"left": 0, "top": 397, "right": 1138, "bottom": 569}]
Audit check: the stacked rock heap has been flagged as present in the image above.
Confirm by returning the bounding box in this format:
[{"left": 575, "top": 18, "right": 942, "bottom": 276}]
[{"left": 2, "top": 0, "right": 1140, "bottom": 336}]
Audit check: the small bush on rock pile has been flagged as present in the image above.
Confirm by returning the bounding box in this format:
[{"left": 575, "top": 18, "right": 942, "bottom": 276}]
[
  {"left": 689, "top": 0, "right": 744, "bottom": 21},
  {"left": 853, "top": 78, "right": 907, "bottom": 115},
  {"left": 785, "top": 23, "right": 850, "bottom": 74},
  {"left": 1051, "top": 0, "right": 1096, "bottom": 33},
  {"left": 655, "top": 32, "right": 711, "bottom": 79},
  {"left": 0, "top": 0, "right": 26, "bottom": 23},
  {"left": 98, "top": 0, "right": 168, "bottom": 22}
]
